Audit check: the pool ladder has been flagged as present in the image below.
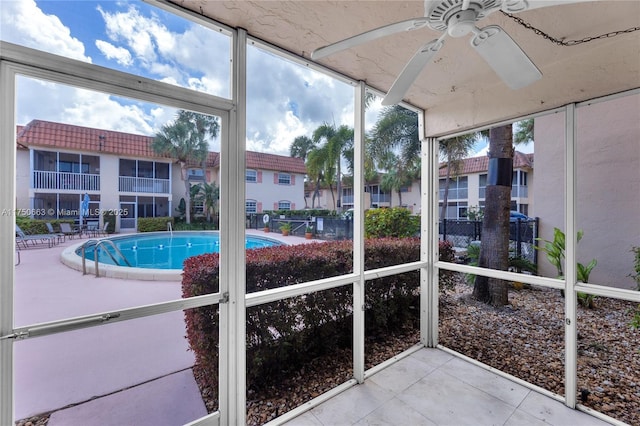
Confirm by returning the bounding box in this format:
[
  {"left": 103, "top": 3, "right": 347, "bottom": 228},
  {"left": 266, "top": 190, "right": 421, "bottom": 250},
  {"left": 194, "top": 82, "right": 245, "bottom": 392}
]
[
  {"left": 81, "top": 239, "right": 131, "bottom": 277},
  {"left": 167, "top": 221, "right": 173, "bottom": 237}
]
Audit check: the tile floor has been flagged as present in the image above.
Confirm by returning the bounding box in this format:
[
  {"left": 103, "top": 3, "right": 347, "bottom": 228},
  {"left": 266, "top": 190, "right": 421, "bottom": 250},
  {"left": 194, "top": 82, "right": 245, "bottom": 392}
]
[{"left": 284, "top": 348, "right": 611, "bottom": 426}]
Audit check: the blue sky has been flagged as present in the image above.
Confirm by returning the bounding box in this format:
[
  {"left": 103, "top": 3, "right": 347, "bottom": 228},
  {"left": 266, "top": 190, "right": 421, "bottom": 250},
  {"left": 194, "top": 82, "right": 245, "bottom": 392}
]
[{"left": 0, "top": 0, "right": 372, "bottom": 155}]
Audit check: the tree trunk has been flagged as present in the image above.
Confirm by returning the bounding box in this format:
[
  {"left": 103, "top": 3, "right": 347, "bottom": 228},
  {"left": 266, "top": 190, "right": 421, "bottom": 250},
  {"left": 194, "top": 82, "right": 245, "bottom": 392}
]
[{"left": 472, "top": 125, "right": 513, "bottom": 306}]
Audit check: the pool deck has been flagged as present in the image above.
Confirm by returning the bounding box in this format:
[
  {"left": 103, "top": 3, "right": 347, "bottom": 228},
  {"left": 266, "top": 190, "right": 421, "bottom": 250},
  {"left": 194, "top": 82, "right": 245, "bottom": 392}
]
[{"left": 13, "top": 229, "right": 318, "bottom": 424}]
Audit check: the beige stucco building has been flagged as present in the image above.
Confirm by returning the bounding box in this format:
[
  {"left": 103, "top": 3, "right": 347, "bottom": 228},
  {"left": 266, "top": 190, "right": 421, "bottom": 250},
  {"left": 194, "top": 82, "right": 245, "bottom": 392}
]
[
  {"left": 534, "top": 93, "right": 640, "bottom": 289},
  {"left": 16, "top": 120, "right": 307, "bottom": 232}
]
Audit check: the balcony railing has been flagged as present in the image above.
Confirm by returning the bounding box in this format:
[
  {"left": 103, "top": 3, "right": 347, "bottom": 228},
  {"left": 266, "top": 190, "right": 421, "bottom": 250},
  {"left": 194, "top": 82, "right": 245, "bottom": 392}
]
[
  {"left": 119, "top": 176, "right": 170, "bottom": 193},
  {"left": 370, "top": 194, "right": 391, "bottom": 203},
  {"left": 438, "top": 188, "right": 468, "bottom": 200},
  {"left": 32, "top": 170, "right": 100, "bottom": 191},
  {"left": 511, "top": 185, "right": 528, "bottom": 198}
]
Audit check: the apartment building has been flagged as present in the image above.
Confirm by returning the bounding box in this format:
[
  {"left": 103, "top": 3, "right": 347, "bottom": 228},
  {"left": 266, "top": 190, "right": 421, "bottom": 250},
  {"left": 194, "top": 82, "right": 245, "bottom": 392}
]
[
  {"left": 439, "top": 151, "right": 534, "bottom": 219},
  {"left": 16, "top": 120, "right": 306, "bottom": 231},
  {"left": 310, "top": 151, "right": 533, "bottom": 217}
]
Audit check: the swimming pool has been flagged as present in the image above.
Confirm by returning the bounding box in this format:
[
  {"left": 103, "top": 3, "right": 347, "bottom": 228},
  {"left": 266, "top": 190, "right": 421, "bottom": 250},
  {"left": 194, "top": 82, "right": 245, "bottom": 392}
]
[{"left": 77, "top": 231, "right": 281, "bottom": 270}]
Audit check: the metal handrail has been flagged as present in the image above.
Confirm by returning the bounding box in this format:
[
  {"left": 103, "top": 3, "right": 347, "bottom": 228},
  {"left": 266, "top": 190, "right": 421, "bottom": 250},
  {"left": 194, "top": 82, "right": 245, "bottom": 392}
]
[
  {"left": 81, "top": 239, "right": 131, "bottom": 277},
  {"left": 167, "top": 221, "right": 173, "bottom": 237}
]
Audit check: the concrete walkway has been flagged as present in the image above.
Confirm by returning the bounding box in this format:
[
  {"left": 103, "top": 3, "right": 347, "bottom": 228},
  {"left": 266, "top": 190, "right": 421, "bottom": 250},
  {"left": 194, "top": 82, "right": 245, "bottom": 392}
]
[{"left": 13, "top": 230, "right": 314, "bottom": 423}]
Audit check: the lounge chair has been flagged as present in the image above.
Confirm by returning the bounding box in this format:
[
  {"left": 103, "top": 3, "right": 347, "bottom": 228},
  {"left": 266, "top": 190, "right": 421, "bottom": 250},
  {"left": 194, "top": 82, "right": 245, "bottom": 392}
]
[
  {"left": 94, "top": 222, "right": 109, "bottom": 237},
  {"left": 15, "top": 224, "right": 57, "bottom": 248},
  {"left": 45, "top": 222, "right": 66, "bottom": 243},
  {"left": 60, "top": 222, "right": 80, "bottom": 239},
  {"left": 85, "top": 221, "right": 100, "bottom": 238}
]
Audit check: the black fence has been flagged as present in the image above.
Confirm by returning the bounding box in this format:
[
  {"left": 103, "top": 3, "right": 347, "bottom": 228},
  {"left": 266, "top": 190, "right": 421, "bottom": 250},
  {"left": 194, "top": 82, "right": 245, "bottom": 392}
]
[
  {"left": 440, "top": 218, "right": 539, "bottom": 267},
  {"left": 246, "top": 214, "right": 353, "bottom": 240}
]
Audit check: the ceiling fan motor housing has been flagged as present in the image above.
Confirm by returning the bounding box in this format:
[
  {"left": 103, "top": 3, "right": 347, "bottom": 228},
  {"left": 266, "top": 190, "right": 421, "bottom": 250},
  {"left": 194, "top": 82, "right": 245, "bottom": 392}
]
[{"left": 425, "top": 0, "right": 503, "bottom": 31}]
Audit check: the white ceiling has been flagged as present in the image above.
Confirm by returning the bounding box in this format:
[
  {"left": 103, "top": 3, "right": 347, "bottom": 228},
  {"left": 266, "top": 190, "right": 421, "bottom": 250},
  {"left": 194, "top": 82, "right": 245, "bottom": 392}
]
[{"left": 169, "top": 0, "right": 640, "bottom": 136}]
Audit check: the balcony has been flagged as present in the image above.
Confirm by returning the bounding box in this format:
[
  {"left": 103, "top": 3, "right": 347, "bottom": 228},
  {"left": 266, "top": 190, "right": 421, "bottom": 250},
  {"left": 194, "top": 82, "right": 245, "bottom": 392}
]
[
  {"left": 511, "top": 184, "right": 529, "bottom": 198},
  {"left": 438, "top": 188, "right": 468, "bottom": 201},
  {"left": 32, "top": 170, "right": 100, "bottom": 191},
  {"left": 119, "top": 176, "right": 170, "bottom": 193},
  {"left": 370, "top": 193, "right": 391, "bottom": 203}
]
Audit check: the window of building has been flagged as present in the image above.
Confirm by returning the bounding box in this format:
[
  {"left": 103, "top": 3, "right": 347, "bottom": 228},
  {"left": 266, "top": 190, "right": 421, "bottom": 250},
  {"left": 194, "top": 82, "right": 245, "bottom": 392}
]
[
  {"left": 187, "top": 169, "right": 205, "bottom": 183},
  {"left": 278, "top": 201, "right": 291, "bottom": 210},
  {"left": 439, "top": 176, "right": 468, "bottom": 200},
  {"left": 246, "top": 170, "right": 257, "bottom": 182},
  {"left": 246, "top": 200, "right": 257, "bottom": 213},
  {"left": 479, "top": 173, "right": 487, "bottom": 199},
  {"left": 278, "top": 173, "right": 291, "bottom": 185}
]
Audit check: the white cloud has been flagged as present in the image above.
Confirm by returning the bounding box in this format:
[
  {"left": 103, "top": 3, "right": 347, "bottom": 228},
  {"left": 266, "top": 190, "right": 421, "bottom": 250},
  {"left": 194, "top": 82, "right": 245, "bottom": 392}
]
[
  {"left": 8, "top": 1, "right": 360, "bottom": 157},
  {"left": 16, "top": 75, "right": 160, "bottom": 137},
  {"left": 95, "top": 40, "right": 133, "bottom": 66},
  {"left": 0, "top": 0, "right": 91, "bottom": 62}
]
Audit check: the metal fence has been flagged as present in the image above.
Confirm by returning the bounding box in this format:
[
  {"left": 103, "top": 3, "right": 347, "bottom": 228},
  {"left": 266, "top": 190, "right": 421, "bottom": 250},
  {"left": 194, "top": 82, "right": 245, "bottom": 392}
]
[
  {"left": 246, "top": 214, "right": 353, "bottom": 240},
  {"left": 440, "top": 218, "right": 539, "bottom": 267}
]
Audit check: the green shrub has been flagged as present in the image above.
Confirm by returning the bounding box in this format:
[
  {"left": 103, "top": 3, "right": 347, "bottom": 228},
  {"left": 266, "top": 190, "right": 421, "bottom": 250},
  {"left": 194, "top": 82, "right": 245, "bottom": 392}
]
[
  {"left": 364, "top": 207, "right": 419, "bottom": 238},
  {"left": 137, "top": 216, "right": 174, "bottom": 232},
  {"left": 16, "top": 217, "right": 74, "bottom": 234}
]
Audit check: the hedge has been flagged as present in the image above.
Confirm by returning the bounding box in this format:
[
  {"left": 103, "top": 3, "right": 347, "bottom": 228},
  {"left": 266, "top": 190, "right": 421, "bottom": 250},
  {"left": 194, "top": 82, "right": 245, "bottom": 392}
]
[
  {"left": 137, "top": 216, "right": 174, "bottom": 232},
  {"left": 183, "top": 238, "right": 426, "bottom": 398},
  {"left": 15, "top": 217, "right": 74, "bottom": 235}
]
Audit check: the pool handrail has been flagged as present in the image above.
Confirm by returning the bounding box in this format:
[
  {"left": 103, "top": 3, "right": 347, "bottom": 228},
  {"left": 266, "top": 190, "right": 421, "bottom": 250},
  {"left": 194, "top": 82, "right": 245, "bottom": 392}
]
[{"left": 81, "top": 239, "right": 131, "bottom": 276}]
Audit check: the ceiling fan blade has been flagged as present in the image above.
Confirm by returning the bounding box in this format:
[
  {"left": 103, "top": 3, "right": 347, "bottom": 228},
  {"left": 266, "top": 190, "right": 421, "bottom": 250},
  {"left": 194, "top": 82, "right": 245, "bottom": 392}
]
[
  {"left": 382, "top": 36, "right": 446, "bottom": 106},
  {"left": 311, "top": 18, "right": 429, "bottom": 60},
  {"left": 503, "top": 0, "right": 599, "bottom": 13},
  {"left": 470, "top": 25, "right": 541, "bottom": 90}
]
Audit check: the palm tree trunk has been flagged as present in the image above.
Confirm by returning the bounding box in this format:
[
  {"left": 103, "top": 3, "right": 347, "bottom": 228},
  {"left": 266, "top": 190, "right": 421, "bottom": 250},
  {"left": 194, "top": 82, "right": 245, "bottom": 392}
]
[{"left": 472, "top": 125, "right": 513, "bottom": 306}]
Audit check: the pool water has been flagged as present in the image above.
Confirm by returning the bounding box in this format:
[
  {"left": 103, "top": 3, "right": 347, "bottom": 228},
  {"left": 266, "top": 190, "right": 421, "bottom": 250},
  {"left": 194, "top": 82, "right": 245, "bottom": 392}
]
[{"left": 79, "top": 231, "right": 281, "bottom": 270}]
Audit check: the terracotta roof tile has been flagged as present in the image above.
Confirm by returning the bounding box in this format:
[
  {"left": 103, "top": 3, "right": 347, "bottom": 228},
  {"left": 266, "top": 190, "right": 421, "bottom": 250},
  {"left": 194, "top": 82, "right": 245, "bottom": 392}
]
[
  {"left": 439, "top": 152, "right": 533, "bottom": 177},
  {"left": 16, "top": 120, "right": 305, "bottom": 173},
  {"left": 246, "top": 151, "right": 306, "bottom": 174}
]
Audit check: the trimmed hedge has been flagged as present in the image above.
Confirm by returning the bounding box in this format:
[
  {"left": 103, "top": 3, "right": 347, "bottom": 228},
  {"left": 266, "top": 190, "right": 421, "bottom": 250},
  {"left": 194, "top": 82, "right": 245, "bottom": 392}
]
[
  {"left": 137, "top": 216, "right": 174, "bottom": 232},
  {"left": 183, "top": 238, "right": 422, "bottom": 396},
  {"left": 15, "top": 217, "right": 74, "bottom": 235}
]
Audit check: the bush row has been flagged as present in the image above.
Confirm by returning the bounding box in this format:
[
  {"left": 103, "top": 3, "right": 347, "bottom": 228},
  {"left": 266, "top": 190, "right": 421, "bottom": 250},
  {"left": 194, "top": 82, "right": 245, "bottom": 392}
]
[
  {"left": 137, "top": 216, "right": 174, "bottom": 232},
  {"left": 183, "top": 237, "right": 455, "bottom": 395},
  {"left": 15, "top": 216, "right": 74, "bottom": 235}
]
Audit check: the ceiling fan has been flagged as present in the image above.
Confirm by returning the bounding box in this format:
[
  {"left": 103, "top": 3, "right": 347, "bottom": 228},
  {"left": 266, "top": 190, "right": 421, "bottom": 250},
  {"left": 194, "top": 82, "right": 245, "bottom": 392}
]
[{"left": 311, "top": 0, "right": 593, "bottom": 105}]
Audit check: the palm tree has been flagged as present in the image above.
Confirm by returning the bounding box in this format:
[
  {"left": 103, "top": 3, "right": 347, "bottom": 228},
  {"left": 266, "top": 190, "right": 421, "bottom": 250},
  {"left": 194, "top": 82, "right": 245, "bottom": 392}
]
[
  {"left": 472, "top": 124, "right": 515, "bottom": 306},
  {"left": 439, "top": 134, "right": 478, "bottom": 219},
  {"left": 312, "top": 123, "right": 354, "bottom": 212},
  {"left": 290, "top": 135, "right": 316, "bottom": 162},
  {"left": 194, "top": 181, "right": 219, "bottom": 223},
  {"left": 306, "top": 148, "right": 326, "bottom": 208},
  {"left": 290, "top": 135, "right": 316, "bottom": 208},
  {"left": 471, "top": 119, "right": 534, "bottom": 307},
  {"left": 366, "top": 105, "right": 420, "bottom": 209},
  {"left": 152, "top": 112, "right": 211, "bottom": 224},
  {"left": 368, "top": 105, "right": 420, "bottom": 167}
]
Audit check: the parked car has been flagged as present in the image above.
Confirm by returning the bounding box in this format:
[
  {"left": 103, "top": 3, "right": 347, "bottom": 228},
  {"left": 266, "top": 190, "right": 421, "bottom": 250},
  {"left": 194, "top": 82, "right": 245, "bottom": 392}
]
[{"left": 510, "top": 211, "right": 531, "bottom": 222}]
